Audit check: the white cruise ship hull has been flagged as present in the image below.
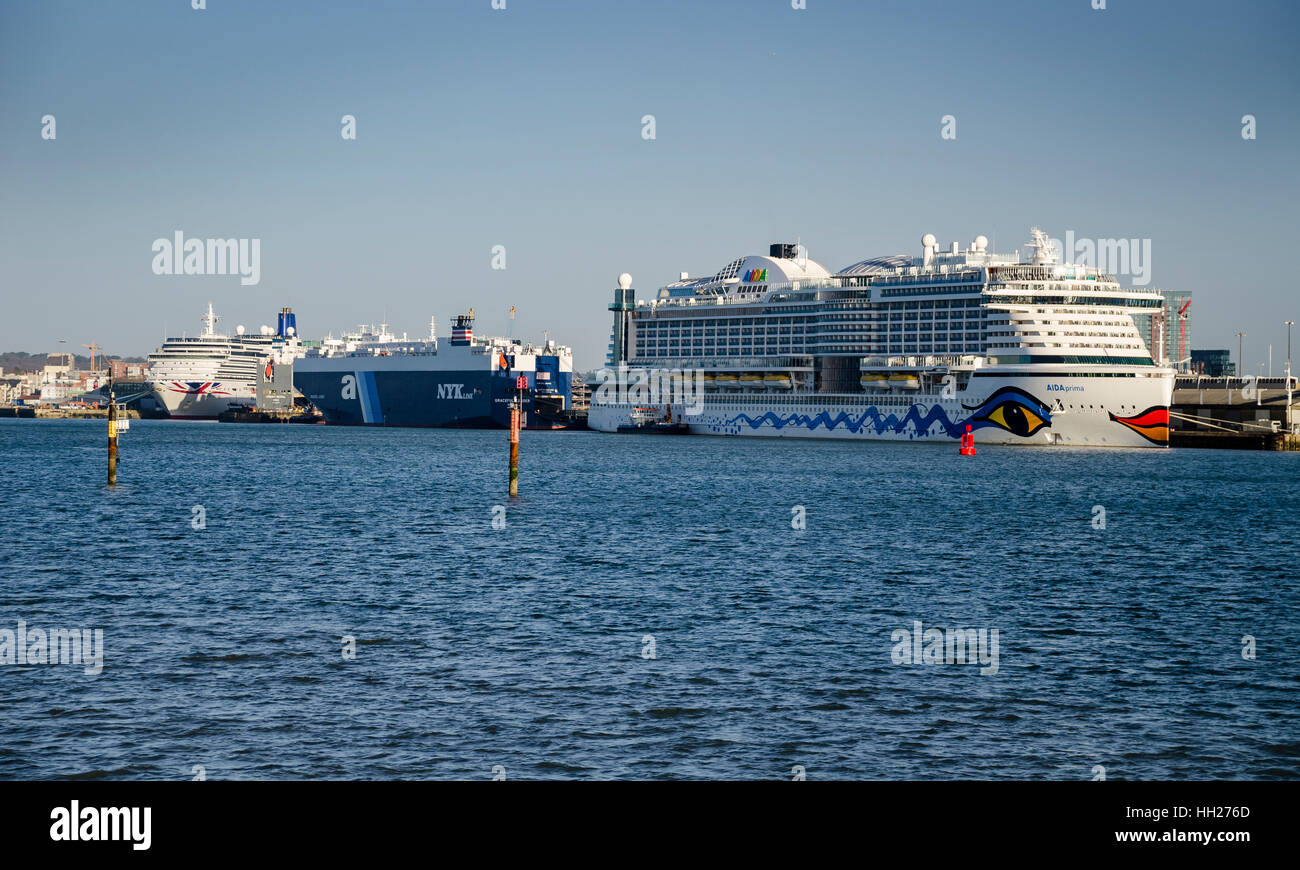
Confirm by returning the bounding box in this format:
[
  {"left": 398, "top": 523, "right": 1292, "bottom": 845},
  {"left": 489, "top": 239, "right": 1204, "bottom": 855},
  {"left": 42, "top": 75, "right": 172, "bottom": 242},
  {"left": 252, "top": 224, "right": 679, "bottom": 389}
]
[
  {"left": 152, "top": 381, "right": 255, "bottom": 419},
  {"left": 590, "top": 369, "right": 1172, "bottom": 447},
  {"left": 146, "top": 304, "right": 302, "bottom": 419}
]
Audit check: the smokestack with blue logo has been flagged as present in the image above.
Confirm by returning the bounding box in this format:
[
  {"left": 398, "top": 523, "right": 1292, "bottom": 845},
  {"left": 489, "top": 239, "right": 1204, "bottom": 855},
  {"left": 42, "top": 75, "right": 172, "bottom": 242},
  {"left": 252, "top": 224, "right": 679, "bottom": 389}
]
[{"left": 277, "top": 307, "right": 297, "bottom": 338}]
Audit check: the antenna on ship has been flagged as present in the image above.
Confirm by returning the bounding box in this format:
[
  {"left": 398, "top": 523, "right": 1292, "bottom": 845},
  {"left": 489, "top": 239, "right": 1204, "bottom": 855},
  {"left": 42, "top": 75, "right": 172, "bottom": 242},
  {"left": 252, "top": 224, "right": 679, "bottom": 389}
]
[{"left": 507, "top": 305, "right": 516, "bottom": 341}]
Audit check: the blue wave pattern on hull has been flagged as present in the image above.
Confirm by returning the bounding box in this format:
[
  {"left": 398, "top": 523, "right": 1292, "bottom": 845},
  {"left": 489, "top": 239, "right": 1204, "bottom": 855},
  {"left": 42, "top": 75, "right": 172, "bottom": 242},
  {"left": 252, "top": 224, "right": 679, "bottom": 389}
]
[
  {"left": 723, "top": 388, "right": 1054, "bottom": 439},
  {"left": 726, "top": 405, "right": 961, "bottom": 437}
]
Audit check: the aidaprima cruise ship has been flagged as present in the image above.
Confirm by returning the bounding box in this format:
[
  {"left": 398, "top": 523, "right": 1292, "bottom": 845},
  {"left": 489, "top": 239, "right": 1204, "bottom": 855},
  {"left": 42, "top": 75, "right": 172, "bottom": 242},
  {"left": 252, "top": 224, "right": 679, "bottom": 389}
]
[{"left": 589, "top": 230, "right": 1173, "bottom": 447}]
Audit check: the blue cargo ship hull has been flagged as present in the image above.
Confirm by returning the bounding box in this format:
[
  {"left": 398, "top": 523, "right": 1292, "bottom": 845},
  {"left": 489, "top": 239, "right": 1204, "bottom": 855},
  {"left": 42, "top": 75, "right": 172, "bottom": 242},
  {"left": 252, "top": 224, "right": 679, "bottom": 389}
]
[{"left": 294, "top": 365, "right": 572, "bottom": 428}]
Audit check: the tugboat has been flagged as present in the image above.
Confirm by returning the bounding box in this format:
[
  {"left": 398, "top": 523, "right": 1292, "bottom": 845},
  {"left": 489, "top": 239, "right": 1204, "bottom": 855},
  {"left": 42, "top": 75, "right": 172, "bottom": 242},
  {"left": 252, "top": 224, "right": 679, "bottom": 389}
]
[{"left": 616, "top": 405, "right": 690, "bottom": 434}]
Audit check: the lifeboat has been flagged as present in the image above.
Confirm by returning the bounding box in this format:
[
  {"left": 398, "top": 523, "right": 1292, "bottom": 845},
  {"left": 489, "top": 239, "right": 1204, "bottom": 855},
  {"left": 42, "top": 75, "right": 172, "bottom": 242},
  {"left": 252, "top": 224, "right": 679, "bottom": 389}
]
[
  {"left": 888, "top": 373, "right": 921, "bottom": 390},
  {"left": 701, "top": 372, "right": 716, "bottom": 387},
  {"left": 860, "top": 372, "right": 887, "bottom": 390},
  {"left": 764, "top": 372, "right": 792, "bottom": 390},
  {"left": 739, "top": 373, "right": 763, "bottom": 390},
  {"left": 715, "top": 373, "right": 739, "bottom": 389}
]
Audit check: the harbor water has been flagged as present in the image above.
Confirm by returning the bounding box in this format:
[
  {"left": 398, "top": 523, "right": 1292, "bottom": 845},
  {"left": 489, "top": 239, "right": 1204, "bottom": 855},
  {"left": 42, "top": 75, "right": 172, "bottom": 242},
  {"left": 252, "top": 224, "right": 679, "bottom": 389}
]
[{"left": 0, "top": 419, "right": 1296, "bottom": 780}]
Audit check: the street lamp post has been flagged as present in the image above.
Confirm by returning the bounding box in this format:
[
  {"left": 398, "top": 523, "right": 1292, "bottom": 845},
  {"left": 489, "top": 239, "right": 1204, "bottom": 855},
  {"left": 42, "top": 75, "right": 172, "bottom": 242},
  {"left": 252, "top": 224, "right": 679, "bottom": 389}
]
[
  {"left": 1286, "top": 321, "right": 1294, "bottom": 377},
  {"left": 1286, "top": 321, "right": 1295, "bottom": 432}
]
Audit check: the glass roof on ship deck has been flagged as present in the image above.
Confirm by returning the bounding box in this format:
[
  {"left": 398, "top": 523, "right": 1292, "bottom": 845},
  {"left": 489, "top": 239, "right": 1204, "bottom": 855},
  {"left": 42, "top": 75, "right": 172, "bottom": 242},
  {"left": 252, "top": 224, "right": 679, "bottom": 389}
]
[{"left": 835, "top": 255, "right": 914, "bottom": 276}]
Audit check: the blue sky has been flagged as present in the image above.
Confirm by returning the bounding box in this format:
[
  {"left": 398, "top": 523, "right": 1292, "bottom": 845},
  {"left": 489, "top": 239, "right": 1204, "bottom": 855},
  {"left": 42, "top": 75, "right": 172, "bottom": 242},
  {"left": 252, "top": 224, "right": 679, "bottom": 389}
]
[{"left": 2, "top": 0, "right": 1297, "bottom": 371}]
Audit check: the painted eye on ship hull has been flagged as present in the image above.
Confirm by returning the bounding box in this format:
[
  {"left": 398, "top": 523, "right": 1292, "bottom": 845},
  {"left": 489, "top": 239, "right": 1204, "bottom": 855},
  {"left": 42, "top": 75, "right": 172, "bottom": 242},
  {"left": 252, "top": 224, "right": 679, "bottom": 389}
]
[
  {"left": 983, "top": 400, "right": 1047, "bottom": 437},
  {"left": 962, "top": 387, "right": 1052, "bottom": 438}
]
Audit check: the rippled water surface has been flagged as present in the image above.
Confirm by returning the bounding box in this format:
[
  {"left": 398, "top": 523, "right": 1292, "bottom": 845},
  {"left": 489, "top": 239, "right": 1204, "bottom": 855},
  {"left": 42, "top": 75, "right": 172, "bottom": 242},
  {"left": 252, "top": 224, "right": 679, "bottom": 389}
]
[{"left": 1, "top": 419, "right": 1296, "bottom": 780}]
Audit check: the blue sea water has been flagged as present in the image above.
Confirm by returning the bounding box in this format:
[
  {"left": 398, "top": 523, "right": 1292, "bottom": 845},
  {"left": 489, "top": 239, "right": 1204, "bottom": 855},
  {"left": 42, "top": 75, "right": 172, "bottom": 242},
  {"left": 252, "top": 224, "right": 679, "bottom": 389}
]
[{"left": 0, "top": 418, "right": 1296, "bottom": 781}]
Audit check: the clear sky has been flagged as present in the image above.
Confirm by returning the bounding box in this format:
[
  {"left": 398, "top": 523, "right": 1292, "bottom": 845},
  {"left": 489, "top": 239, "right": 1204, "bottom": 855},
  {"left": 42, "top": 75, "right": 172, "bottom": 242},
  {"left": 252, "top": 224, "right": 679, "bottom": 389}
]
[{"left": 2, "top": 0, "right": 1297, "bottom": 371}]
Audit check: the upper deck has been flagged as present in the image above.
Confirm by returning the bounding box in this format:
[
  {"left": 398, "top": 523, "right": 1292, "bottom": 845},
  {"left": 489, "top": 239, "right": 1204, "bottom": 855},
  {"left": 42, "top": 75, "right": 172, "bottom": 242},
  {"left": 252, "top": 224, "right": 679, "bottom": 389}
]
[{"left": 610, "top": 230, "right": 1166, "bottom": 366}]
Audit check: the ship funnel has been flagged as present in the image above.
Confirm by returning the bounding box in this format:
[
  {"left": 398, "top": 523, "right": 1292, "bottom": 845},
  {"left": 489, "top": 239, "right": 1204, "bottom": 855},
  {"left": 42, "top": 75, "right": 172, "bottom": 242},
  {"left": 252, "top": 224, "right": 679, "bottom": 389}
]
[
  {"left": 451, "top": 313, "right": 475, "bottom": 346},
  {"left": 277, "top": 307, "right": 297, "bottom": 338}
]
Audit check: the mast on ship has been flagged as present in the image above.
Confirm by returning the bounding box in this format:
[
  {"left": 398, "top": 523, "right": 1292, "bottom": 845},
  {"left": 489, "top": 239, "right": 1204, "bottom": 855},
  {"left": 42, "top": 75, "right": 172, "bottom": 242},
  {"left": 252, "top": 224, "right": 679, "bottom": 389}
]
[
  {"left": 201, "top": 302, "right": 219, "bottom": 336},
  {"left": 1026, "top": 228, "right": 1059, "bottom": 265}
]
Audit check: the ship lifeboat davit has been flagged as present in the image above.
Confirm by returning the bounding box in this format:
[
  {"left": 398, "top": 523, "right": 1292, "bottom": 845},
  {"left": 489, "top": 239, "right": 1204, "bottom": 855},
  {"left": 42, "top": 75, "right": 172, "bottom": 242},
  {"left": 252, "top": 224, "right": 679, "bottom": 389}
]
[{"left": 764, "top": 372, "right": 792, "bottom": 390}]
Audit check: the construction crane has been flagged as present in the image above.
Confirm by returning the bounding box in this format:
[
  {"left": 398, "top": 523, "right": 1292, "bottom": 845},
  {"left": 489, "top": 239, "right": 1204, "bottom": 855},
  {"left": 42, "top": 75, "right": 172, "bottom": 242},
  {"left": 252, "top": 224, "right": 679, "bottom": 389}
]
[{"left": 82, "top": 342, "right": 102, "bottom": 373}]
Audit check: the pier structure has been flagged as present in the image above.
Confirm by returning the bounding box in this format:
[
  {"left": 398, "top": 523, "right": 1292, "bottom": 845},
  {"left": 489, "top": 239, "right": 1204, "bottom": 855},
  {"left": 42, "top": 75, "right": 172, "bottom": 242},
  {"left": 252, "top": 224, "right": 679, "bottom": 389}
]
[{"left": 1170, "top": 376, "right": 1299, "bottom": 449}]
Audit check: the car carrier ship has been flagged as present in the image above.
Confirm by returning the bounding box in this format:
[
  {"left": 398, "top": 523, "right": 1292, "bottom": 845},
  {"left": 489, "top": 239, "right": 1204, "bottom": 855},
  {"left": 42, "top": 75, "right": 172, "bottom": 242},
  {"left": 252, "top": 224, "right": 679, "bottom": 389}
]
[
  {"left": 589, "top": 230, "right": 1174, "bottom": 447},
  {"left": 293, "top": 311, "right": 574, "bottom": 428}
]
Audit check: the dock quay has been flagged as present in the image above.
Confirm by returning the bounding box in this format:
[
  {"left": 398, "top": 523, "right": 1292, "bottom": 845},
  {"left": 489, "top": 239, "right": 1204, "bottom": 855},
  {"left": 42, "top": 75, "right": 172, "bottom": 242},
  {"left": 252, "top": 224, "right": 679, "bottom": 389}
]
[
  {"left": 23, "top": 406, "right": 142, "bottom": 420},
  {"left": 1170, "top": 376, "right": 1298, "bottom": 450},
  {"left": 1170, "top": 430, "right": 1298, "bottom": 450},
  {"left": 218, "top": 407, "right": 324, "bottom": 424}
]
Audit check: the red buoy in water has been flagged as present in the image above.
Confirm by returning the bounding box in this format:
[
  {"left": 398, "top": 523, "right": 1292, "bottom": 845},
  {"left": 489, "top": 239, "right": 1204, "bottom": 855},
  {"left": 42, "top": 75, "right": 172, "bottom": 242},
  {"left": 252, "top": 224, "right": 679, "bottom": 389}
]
[{"left": 959, "top": 423, "right": 977, "bottom": 456}]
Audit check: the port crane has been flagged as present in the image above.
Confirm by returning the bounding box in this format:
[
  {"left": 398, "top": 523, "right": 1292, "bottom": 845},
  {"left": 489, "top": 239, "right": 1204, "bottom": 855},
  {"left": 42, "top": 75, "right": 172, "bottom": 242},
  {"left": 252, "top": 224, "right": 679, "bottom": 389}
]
[{"left": 82, "top": 341, "right": 102, "bottom": 373}]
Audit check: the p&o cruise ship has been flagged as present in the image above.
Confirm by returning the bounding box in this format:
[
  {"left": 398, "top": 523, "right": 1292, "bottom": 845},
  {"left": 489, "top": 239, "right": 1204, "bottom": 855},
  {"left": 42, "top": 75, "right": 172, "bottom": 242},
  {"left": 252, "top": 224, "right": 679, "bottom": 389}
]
[
  {"left": 589, "top": 230, "right": 1173, "bottom": 447},
  {"left": 147, "top": 303, "right": 303, "bottom": 419}
]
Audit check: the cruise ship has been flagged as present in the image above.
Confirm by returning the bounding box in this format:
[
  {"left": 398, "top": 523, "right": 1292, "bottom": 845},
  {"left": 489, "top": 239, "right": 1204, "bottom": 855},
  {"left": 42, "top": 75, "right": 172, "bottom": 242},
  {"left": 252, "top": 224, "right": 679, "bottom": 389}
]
[
  {"left": 293, "top": 311, "right": 574, "bottom": 428},
  {"left": 148, "top": 303, "right": 303, "bottom": 419},
  {"left": 589, "top": 230, "right": 1174, "bottom": 447}
]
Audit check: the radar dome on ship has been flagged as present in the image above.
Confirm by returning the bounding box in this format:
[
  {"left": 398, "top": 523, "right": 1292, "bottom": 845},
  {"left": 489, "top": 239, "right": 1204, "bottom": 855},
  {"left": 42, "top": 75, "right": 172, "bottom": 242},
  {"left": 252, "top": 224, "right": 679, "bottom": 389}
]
[
  {"left": 236, "top": 324, "right": 245, "bottom": 335},
  {"left": 921, "top": 233, "right": 937, "bottom": 247},
  {"left": 618, "top": 273, "right": 632, "bottom": 289}
]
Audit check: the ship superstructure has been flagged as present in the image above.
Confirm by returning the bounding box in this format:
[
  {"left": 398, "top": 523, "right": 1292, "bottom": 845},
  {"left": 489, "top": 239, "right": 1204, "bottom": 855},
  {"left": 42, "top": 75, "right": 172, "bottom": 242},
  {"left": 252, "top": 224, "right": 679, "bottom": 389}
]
[
  {"left": 590, "top": 230, "right": 1174, "bottom": 446},
  {"left": 147, "top": 303, "right": 303, "bottom": 419}
]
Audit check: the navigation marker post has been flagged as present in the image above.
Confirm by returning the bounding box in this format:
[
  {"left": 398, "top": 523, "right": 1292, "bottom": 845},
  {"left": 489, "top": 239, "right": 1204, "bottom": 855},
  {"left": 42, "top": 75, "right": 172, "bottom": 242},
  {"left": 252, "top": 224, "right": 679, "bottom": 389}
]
[
  {"left": 509, "top": 373, "right": 525, "bottom": 497},
  {"left": 107, "top": 368, "right": 118, "bottom": 486}
]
